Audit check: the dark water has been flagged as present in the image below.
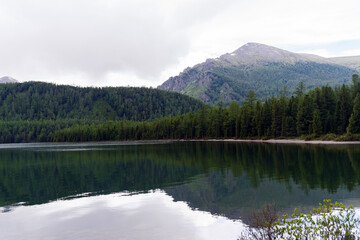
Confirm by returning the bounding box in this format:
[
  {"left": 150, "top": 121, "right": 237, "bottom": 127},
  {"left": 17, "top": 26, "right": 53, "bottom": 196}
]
[{"left": 0, "top": 141, "right": 360, "bottom": 239}]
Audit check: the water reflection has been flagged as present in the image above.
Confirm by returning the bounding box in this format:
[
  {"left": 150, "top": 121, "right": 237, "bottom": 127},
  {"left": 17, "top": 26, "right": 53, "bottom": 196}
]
[
  {"left": 0, "top": 142, "right": 360, "bottom": 223},
  {"left": 0, "top": 190, "right": 245, "bottom": 240}
]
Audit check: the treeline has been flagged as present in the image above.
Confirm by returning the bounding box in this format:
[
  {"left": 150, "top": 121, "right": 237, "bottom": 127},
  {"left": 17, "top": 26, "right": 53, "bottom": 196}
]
[
  {"left": 0, "top": 81, "right": 204, "bottom": 121},
  {"left": 0, "top": 120, "right": 99, "bottom": 143},
  {"left": 53, "top": 75, "right": 360, "bottom": 142}
]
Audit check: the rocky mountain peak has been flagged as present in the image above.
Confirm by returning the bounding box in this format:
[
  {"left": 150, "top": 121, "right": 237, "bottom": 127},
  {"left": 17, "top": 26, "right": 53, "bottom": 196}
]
[{"left": 222, "top": 42, "right": 315, "bottom": 65}]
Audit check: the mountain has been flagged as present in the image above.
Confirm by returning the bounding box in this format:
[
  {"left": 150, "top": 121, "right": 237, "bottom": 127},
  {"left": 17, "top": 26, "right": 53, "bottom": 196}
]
[
  {"left": 0, "top": 76, "right": 18, "bottom": 83},
  {"left": 158, "top": 43, "right": 359, "bottom": 104},
  {"left": 0, "top": 81, "right": 204, "bottom": 121},
  {"left": 328, "top": 56, "right": 360, "bottom": 71}
]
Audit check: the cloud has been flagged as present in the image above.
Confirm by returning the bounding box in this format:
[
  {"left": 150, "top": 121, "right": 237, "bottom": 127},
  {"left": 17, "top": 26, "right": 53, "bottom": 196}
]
[
  {"left": 0, "top": 0, "right": 192, "bottom": 83},
  {"left": 0, "top": 0, "right": 359, "bottom": 86},
  {"left": 0, "top": 0, "right": 239, "bottom": 85}
]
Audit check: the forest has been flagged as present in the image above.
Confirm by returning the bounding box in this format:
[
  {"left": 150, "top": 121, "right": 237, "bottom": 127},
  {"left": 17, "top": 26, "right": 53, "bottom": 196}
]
[
  {"left": 53, "top": 74, "right": 360, "bottom": 142},
  {"left": 0, "top": 75, "right": 360, "bottom": 143},
  {"left": 0, "top": 81, "right": 204, "bottom": 121},
  {"left": 0, "top": 82, "right": 203, "bottom": 143}
]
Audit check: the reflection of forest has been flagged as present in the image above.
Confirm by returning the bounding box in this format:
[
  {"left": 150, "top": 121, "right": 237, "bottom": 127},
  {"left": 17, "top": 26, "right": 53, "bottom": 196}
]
[
  {"left": 0, "top": 142, "right": 360, "bottom": 221},
  {"left": 166, "top": 171, "right": 360, "bottom": 224}
]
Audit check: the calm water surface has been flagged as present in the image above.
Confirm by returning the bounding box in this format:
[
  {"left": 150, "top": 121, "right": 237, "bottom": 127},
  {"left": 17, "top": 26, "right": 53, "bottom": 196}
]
[{"left": 0, "top": 141, "right": 360, "bottom": 239}]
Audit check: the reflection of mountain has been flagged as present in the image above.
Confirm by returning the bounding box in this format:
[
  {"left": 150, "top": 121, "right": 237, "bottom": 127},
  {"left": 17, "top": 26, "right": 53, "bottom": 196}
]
[{"left": 1, "top": 142, "right": 360, "bottom": 221}]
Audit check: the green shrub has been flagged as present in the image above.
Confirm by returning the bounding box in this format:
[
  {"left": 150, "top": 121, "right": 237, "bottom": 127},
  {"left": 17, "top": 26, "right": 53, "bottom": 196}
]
[{"left": 240, "top": 200, "right": 360, "bottom": 240}]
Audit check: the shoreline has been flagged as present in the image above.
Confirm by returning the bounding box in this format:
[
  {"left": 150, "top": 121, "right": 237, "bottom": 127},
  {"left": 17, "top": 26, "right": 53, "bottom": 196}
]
[
  {"left": 1, "top": 138, "right": 360, "bottom": 146},
  {"left": 179, "top": 138, "right": 360, "bottom": 145}
]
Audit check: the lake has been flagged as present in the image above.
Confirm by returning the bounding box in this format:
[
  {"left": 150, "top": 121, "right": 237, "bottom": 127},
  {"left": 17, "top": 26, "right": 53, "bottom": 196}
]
[{"left": 0, "top": 141, "right": 360, "bottom": 239}]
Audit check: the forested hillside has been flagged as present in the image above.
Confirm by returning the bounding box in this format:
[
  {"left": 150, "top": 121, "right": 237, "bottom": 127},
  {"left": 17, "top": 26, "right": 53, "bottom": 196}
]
[
  {"left": 2, "top": 76, "right": 360, "bottom": 143},
  {"left": 0, "top": 82, "right": 204, "bottom": 121},
  {"left": 54, "top": 74, "right": 360, "bottom": 142}
]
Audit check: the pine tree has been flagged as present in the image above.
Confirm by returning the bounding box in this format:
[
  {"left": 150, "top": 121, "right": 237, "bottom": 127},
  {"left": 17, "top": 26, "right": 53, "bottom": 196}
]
[
  {"left": 228, "top": 101, "right": 240, "bottom": 138},
  {"left": 338, "top": 85, "right": 352, "bottom": 133},
  {"left": 271, "top": 100, "right": 282, "bottom": 137},
  {"left": 295, "top": 82, "right": 305, "bottom": 98},
  {"left": 319, "top": 86, "right": 336, "bottom": 133},
  {"left": 351, "top": 74, "right": 360, "bottom": 98},
  {"left": 261, "top": 98, "right": 272, "bottom": 137},
  {"left": 286, "top": 96, "right": 298, "bottom": 136},
  {"left": 347, "top": 94, "right": 360, "bottom": 134},
  {"left": 296, "top": 94, "right": 314, "bottom": 135},
  {"left": 312, "top": 109, "right": 322, "bottom": 136},
  {"left": 241, "top": 91, "right": 258, "bottom": 137}
]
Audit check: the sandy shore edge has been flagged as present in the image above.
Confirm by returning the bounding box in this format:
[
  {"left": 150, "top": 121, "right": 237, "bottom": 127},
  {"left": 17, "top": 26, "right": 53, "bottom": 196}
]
[{"left": 182, "top": 139, "right": 360, "bottom": 145}]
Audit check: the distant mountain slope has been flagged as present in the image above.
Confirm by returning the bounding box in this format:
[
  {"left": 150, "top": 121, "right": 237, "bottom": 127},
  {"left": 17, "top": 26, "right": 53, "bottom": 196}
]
[
  {"left": 328, "top": 56, "right": 360, "bottom": 72},
  {"left": 158, "top": 43, "right": 359, "bottom": 104},
  {"left": 0, "top": 76, "right": 18, "bottom": 83},
  {"left": 0, "top": 82, "right": 204, "bottom": 121}
]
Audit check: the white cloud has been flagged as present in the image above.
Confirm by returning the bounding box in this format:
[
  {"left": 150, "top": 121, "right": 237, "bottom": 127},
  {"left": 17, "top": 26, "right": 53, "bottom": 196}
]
[
  {"left": 0, "top": 0, "right": 359, "bottom": 86},
  {"left": 339, "top": 49, "right": 360, "bottom": 57}
]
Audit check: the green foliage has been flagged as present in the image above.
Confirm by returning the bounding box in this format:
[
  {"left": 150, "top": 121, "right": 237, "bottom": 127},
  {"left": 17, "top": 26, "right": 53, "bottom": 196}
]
[
  {"left": 240, "top": 200, "right": 360, "bottom": 240},
  {"left": 337, "top": 85, "right": 352, "bottom": 133},
  {"left": 0, "top": 81, "right": 204, "bottom": 122},
  {"left": 1, "top": 75, "right": 360, "bottom": 143},
  {"left": 295, "top": 81, "right": 305, "bottom": 98},
  {"left": 271, "top": 100, "right": 282, "bottom": 137},
  {"left": 352, "top": 74, "right": 360, "bottom": 98},
  {"left": 0, "top": 119, "right": 88, "bottom": 143},
  {"left": 296, "top": 94, "right": 314, "bottom": 135},
  {"left": 49, "top": 75, "right": 360, "bottom": 143},
  {"left": 276, "top": 200, "right": 360, "bottom": 239},
  {"left": 312, "top": 109, "right": 322, "bottom": 136},
  {"left": 347, "top": 94, "right": 360, "bottom": 134}
]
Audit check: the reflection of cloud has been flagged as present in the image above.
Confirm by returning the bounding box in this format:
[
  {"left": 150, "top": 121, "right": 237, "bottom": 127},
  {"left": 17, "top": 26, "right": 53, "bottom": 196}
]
[
  {"left": 0, "top": 190, "right": 246, "bottom": 240},
  {"left": 1, "top": 206, "right": 12, "bottom": 213}
]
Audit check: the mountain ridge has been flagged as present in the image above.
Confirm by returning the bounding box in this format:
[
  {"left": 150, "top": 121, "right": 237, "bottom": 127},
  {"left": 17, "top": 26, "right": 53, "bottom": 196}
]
[
  {"left": 158, "top": 43, "right": 360, "bottom": 104},
  {"left": 0, "top": 76, "right": 18, "bottom": 83}
]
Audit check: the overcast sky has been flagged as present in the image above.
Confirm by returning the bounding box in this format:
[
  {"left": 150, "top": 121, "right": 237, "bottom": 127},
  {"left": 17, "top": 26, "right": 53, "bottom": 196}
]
[{"left": 1, "top": 0, "right": 360, "bottom": 87}]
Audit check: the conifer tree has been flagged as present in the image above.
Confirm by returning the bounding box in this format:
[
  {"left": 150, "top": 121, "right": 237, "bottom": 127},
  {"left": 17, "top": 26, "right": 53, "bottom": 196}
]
[
  {"left": 228, "top": 101, "right": 241, "bottom": 138},
  {"left": 338, "top": 85, "right": 352, "bottom": 133},
  {"left": 347, "top": 94, "right": 360, "bottom": 134},
  {"left": 312, "top": 109, "right": 322, "bottom": 136},
  {"left": 261, "top": 98, "right": 272, "bottom": 137},
  {"left": 241, "top": 91, "right": 258, "bottom": 137},
  {"left": 295, "top": 82, "right": 305, "bottom": 98},
  {"left": 254, "top": 101, "right": 263, "bottom": 137},
  {"left": 296, "top": 94, "right": 314, "bottom": 135},
  {"left": 319, "top": 86, "right": 336, "bottom": 133},
  {"left": 351, "top": 74, "right": 360, "bottom": 98},
  {"left": 271, "top": 100, "right": 282, "bottom": 137}
]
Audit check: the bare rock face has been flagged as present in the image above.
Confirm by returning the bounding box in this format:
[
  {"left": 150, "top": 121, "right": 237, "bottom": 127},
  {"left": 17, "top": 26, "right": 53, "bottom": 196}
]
[
  {"left": 0, "top": 76, "right": 18, "bottom": 83},
  {"left": 158, "top": 43, "right": 360, "bottom": 104},
  {"left": 160, "top": 67, "right": 197, "bottom": 92}
]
